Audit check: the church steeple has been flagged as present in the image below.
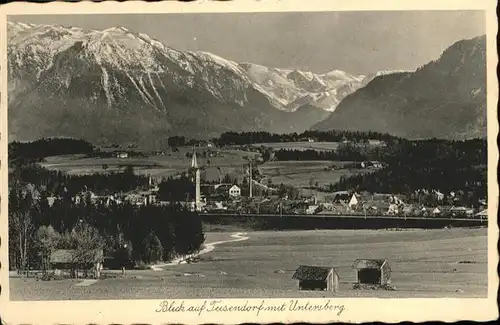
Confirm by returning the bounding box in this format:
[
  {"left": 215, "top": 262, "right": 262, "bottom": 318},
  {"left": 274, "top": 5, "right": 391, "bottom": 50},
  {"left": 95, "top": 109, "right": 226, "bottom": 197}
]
[
  {"left": 191, "top": 151, "right": 198, "bottom": 169},
  {"left": 190, "top": 150, "right": 201, "bottom": 212}
]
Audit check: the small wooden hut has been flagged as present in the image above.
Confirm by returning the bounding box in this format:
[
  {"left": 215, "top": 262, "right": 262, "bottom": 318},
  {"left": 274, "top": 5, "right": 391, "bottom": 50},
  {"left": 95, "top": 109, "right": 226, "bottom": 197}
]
[
  {"left": 50, "top": 249, "right": 104, "bottom": 278},
  {"left": 352, "top": 259, "right": 391, "bottom": 285},
  {"left": 292, "top": 265, "right": 339, "bottom": 292}
]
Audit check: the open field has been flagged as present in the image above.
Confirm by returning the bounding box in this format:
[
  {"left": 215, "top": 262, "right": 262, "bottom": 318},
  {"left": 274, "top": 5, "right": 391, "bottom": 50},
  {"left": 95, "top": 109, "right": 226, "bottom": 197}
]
[
  {"left": 251, "top": 140, "right": 385, "bottom": 152},
  {"left": 10, "top": 228, "right": 487, "bottom": 300},
  {"left": 259, "top": 161, "right": 371, "bottom": 188},
  {"left": 41, "top": 148, "right": 259, "bottom": 178},
  {"left": 39, "top": 152, "right": 369, "bottom": 189},
  {"left": 251, "top": 142, "right": 341, "bottom": 151}
]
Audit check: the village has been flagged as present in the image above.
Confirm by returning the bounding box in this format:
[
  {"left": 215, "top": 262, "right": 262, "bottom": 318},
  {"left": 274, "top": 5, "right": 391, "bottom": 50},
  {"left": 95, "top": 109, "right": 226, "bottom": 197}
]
[{"left": 41, "top": 149, "right": 487, "bottom": 221}]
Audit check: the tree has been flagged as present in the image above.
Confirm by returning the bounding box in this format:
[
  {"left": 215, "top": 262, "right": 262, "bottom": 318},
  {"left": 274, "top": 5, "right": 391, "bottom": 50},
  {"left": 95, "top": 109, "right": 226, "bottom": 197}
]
[
  {"left": 172, "top": 208, "right": 205, "bottom": 256},
  {"left": 262, "top": 149, "right": 273, "bottom": 162},
  {"left": 70, "top": 222, "right": 104, "bottom": 278},
  {"left": 113, "top": 237, "right": 133, "bottom": 269},
  {"left": 142, "top": 231, "right": 163, "bottom": 264},
  {"left": 34, "top": 225, "right": 61, "bottom": 272},
  {"left": 168, "top": 136, "right": 186, "bottom": 147},
  {"left": 9, "top": 185, "right": 37, "bottom": 273}
]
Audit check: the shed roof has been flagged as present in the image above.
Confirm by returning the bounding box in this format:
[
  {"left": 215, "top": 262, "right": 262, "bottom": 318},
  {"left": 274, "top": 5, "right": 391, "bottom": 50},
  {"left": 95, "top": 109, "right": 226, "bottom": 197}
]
[
  {"left": 50, "top": 249, "right": 75, "bottom": 264},
  {"left": 50, "top": 249, "right": 103, "bottom": 264},
  {"left": 352, "top": 259, "right": 388, "bottom": 270},
  {"left": 292, "top": 265, "right": 336, "bottom": 281}
]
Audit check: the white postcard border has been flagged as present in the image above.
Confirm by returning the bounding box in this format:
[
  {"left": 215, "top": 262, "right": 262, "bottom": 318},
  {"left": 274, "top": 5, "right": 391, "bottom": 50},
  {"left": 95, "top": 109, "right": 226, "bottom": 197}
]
[{"left": 0, "top": 1, "right": 498, "bottom": 324}]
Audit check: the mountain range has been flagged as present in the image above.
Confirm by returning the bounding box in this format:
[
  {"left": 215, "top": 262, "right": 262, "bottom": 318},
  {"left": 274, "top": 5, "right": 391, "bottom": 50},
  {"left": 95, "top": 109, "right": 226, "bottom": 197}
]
[
  {"left": 7, "top": 21, "right": 382, "bottom": 146},
  {"left": 7, "top": 21, "right": 486, "bottom": 146},
  {"left": 313, "top": 35, "right": 487, "bottom": 139}
]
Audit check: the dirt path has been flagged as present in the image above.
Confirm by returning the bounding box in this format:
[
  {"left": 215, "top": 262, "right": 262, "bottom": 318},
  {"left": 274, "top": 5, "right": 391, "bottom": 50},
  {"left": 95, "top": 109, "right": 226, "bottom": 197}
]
[
  {"left": 74, "top": 279, "right": 99, "bottom": 287},
  {"left": 150, "top": 232, "right": 249, "bottom": 271}
]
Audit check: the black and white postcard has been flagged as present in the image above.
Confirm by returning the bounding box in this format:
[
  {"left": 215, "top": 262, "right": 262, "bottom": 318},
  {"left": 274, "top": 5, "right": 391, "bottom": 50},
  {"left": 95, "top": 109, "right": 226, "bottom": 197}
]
[{"left": 0, "top": 0, "right": 498, "bottom": 324}]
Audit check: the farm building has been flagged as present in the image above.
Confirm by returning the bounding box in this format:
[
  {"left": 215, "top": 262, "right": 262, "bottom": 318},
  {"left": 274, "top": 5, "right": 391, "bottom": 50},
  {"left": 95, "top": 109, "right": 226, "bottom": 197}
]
[
  {"left": 305, "top": 205, "right": 320, "bottom": 215},
  {"left": 353, "top": 259, "right": 391, "bottom": 285},
  {"left": 229, "top": 185, "right": 241, "bottom": 197},
  {"left": 116, "top": 152, "right": 128, "bottom": 159},
  {"left": 475, "top": 209, "right": 488, "bottom": 219},
  {"left": 124, "top": 193, "right": 148, "bottom": 206},
  {"left": 449, "top": 206, "right": 474, "bottom": 217},
  {"left": 292, "top": 265, "right": 340, "bottom": 292},
  {"left": 360, "top": 161, "right": 384, "bottom": 169},
  {"left": 348, "top": 194, "right": 359, "bottom": 208},
  {"left": 386, "top": 204, "right": 399, "bottom": 215},
  {"left": 331, "top": 191, "right": 351, "bottom": 203},
  {"left": 50, "top": 249, "right": 104, "bottom": 278}
]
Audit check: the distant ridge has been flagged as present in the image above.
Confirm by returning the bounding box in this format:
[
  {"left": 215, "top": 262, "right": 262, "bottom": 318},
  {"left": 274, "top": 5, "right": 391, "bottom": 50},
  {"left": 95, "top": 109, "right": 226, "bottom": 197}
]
[{"left": 313, "top": 35, "right": 486, "bottom": 140}]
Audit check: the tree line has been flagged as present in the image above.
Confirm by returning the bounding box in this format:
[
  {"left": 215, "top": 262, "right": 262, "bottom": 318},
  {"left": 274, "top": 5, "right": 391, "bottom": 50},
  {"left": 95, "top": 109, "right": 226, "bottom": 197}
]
[
  {"left": 214, "top": 130, "right": 396, "bottom": 146},
  {"left": 163, "top": 130, "right": 396, "bottom": 149},
  {"left": 8, "top": 182, "right": 205, "bottom": 273},
  {"left": 273, "top": 144, "right": 368, "bottom": 161},
  {"left": 329, "top": 138, "right": 487, "bottom": 205},
  {"left": 10, "top": 164, "right": 149, "bottom": 196},
  {"left": 9, "top": 138, "right": 95, "bottom": 164}
]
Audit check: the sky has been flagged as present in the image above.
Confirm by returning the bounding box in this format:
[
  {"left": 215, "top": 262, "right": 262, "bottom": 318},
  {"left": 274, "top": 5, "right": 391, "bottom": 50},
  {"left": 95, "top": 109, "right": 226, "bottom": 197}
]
[{"left": 10, "top": 11, "right": 485, "bottom": 75}]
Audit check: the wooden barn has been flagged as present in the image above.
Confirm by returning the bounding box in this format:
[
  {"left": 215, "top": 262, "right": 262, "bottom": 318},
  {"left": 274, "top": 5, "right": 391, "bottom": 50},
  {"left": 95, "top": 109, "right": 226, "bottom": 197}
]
[
  {"left": 292, "top": 265, "right": 340, "bottom": 292},
  {"left": 352, "top": 259, "right": 391, "bottom": 285},
  {"left": 50, "top": 249, "right": 104, "bottom": 278}
]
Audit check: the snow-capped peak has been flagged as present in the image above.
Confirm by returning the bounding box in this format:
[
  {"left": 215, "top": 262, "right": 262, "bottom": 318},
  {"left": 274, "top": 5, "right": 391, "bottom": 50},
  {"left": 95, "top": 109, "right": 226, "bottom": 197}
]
[
  {"left": 102, "top": 26, "right": 130, "bottom": 33},
  {"left": 7, "top": 20, "right": 382, "bottom": 113},
  {"left": 190, "top": 51, "right": 246, "bottom": 76},
  {"left": 371, "top": 69, "right": 411, "bottom": 77}
]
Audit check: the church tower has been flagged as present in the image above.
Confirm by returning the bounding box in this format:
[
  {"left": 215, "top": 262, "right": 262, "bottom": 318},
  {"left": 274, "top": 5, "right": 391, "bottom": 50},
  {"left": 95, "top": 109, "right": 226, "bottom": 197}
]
[{"left": 191, "top": 152, "right": 201, "bottom": 211}]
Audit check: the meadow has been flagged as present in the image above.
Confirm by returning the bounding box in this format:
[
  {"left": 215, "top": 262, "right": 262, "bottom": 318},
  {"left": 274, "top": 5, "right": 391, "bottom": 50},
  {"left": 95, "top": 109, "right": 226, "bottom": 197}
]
[
  {"left": 40, "top": 147, "right": 259, "bottom": 179},
  {"left": 251, "top": 141, "right": 341, "bottom": 151},
  {"left": 259, "top": 161, "right": 371, "bottom": 188},
  {"left": 39, "top": 149, "right": 370, "bottom": 191},
  {"left": 250, "top": 140, "right": 385, "bottom": 152},
  {"left": 10, "top": 228, "right": 487, "bottom": 300}
]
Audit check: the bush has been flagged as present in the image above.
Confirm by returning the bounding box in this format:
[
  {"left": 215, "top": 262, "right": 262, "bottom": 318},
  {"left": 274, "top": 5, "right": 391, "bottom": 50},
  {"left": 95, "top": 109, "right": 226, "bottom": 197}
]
[
  {"left": 36, "top": 272, "right": 64, "bottom": 281},
  {"left": 135, "top": 261, "right": 149, "bottom": 270}
]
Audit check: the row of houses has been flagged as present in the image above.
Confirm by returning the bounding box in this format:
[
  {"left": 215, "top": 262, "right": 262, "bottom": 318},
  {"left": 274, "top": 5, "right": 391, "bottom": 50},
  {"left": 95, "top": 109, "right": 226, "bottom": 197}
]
[
  {"left": 45, "top": 183, "right": 244, "bottom": 210},
  {"left": 203, "top": 190, "right": 487, "bottom": 218},
  {"left": 47, "top": 186, "right": 160, "bottom": 208},
  {"left": 327, "top": 192, "right": 486, "bottom": 218},
  {"left": 45, "top": 184, "right": 486, "bottom": 218}
]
